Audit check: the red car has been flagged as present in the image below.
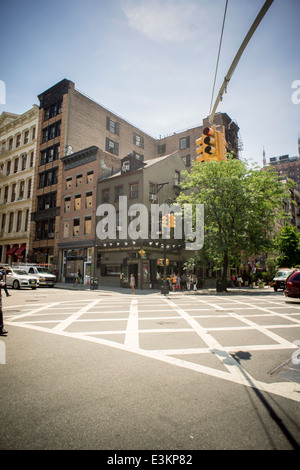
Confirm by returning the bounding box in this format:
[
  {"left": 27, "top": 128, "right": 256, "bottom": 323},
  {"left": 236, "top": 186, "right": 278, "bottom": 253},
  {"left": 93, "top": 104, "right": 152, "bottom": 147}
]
[{"left": 284, "top": 271, "right": 300, "bottom": 298}]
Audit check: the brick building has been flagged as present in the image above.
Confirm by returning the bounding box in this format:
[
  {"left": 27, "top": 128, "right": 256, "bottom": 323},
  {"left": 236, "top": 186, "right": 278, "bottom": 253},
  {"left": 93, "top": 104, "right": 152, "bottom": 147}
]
[
  {"left": 57, "top": 145, "right": 120, "bottom": 283},
  {"left": 27, "top": 78, "right": 239, "bottom": 275}
]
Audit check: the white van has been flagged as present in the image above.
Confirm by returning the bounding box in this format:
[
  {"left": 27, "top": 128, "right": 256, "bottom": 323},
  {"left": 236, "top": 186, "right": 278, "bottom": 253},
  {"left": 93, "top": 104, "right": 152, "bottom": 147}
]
[{"left": 21, "top": 265, "right": 56, "bottom": 287}]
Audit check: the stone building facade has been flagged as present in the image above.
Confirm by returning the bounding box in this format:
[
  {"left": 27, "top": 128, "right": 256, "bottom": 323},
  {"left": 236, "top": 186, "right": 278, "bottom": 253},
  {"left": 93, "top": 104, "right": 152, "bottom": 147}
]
[{"left": 0, "top": 105, "right": 38, "bottom": 264}]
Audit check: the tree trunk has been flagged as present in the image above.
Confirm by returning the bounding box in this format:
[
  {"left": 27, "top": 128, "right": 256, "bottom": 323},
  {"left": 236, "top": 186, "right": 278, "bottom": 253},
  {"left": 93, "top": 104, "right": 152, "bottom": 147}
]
[{"left": 222, "top": 251, "right": 229, "bottom": 291}]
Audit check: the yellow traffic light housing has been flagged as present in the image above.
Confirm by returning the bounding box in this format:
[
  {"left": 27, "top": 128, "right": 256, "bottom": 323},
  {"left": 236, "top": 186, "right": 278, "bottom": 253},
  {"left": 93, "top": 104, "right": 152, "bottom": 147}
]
[
  {"left": 203, "top": 127, "right": 217, "bottom": 158},
  {"left": 216, "top": 130, "right": 227, "bottom": 161},
  {"left": 196, "top": 126, "right": 227, "bottom": 162},
  {"left": 197, "top": 126, "right": 218, "bottom": 162}
]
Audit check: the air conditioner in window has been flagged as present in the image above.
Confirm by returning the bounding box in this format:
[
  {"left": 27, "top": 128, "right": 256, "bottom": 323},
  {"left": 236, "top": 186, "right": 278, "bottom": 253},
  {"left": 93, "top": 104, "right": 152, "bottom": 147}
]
[{"left": 149, "top": 194, "right": 158, "bottom": 201}]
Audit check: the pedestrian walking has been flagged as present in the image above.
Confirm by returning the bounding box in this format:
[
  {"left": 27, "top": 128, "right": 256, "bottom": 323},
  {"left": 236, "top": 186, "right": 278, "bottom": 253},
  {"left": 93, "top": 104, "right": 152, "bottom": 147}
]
[
  {"left": 192, "top": 274, "right": 198, "bottom": 291},
  {"left": 75, "top": 269, "right": 82, "bottom": 286},
  {"left": 130, "top": 274, "right": 135, "bottom": 294},
  {"left": 171, "top": 274, "right": 177, "bottom": 291},
  {"left": 1, "top": 267, "right": 11, "bottom": 297},
  {"left": 186, "top": 274, "right": 190, "bottom": 291},
  {"left": 237, "top": 275, "right": 242, "bottom": 288},
  {"left": 181, "top": 273, "right": 186, "bottom": 291},
  {"left": 0, "top": 287, "right": 8, "bottom": 336}
]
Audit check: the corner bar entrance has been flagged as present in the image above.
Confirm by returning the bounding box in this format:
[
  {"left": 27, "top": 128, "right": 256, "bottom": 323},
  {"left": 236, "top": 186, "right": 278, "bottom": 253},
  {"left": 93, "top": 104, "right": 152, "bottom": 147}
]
[{"left": 96, "top": 240, "right": 184, "bottom": 290}]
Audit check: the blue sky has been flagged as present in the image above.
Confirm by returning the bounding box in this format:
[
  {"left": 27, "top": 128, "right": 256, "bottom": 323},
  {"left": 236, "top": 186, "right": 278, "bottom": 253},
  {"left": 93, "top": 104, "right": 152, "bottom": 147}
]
[{"left": 1, "top": 0, "right": 299, "bottom": 167}]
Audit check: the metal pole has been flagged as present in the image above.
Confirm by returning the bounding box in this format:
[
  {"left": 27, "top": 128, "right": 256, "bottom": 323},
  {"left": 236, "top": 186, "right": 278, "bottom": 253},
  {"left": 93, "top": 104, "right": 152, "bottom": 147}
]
[{"left": 209, "top": 0, "right": 274, "bottom": 124}]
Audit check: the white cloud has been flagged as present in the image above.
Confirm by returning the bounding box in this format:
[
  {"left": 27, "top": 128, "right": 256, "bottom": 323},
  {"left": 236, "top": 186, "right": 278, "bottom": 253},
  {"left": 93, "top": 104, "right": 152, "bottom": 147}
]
[{"left": 122, "top": 0, "right": 199, "bottom": 42}]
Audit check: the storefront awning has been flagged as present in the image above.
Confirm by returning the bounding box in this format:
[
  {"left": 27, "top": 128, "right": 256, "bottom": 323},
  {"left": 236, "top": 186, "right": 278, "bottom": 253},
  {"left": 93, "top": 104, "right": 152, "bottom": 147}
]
[
  {"left": 15, "top": 243, "right": 26, "bottom": 257},
  {"left": 6, "top": 244, "right": 19, "bottom": 256}
]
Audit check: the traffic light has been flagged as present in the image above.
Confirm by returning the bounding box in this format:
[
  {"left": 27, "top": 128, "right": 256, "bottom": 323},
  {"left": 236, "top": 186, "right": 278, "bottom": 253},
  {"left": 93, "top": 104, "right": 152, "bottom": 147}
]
[
  {"left": 196, "top": 126, "right": 218, "bottom": 162},
  {"left": 216, "top": 130, "right": 227, "bottom": 161},
  {"left": 196, "top": 126, "right": 228, "bottom": 162},
  {"left": 203, "top": 127, "right": 217, "bottom": 158},
  {"left": 162, "top": 214, "right": 170, "bottom": 228}
]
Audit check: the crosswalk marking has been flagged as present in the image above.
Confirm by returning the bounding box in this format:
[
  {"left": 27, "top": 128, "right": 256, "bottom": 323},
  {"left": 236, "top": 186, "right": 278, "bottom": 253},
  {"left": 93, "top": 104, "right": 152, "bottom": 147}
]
[{"left": 4, "top": 293, "right": 300, "bottom": 402}]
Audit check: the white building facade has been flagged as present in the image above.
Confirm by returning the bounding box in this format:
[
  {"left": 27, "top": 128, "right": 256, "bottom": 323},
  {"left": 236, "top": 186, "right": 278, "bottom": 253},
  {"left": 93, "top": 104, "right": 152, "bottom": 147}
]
[{"left": 0, "top": 105, "right": 39, "bottom": 264}]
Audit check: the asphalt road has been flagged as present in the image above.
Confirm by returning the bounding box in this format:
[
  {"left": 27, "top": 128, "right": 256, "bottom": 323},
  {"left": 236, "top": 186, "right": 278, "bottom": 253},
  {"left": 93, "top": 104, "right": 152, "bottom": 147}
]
[{"left": 1, "top": 287, "right": 300, "bottom": 451}]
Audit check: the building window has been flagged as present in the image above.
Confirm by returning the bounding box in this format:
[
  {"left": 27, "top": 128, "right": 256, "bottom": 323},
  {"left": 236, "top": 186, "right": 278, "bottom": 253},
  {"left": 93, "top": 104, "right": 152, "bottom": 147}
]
[
  {"left": 115, "top": 185, "right": 123, "bottom": 201},
  {"left": 14, "top": 157, "right": 19, "bottom": 173},
  {"left": 1, "top": 214, "right": 6, "bottom": 233},
  {"left": 40, "top": 145, "right": 60, "bottom": 165},
  {"left": 157, "top": 143, "right": 166, "bottom": 154},
  {"left": 21, "top": 154, "right": 27, "bottom": 170},
  {"left": 6, "top": 160, "right": 11, "bottom": 175},
  {"left": 179, "top": 136, "right": 190, "bottom": 150},
  {"left": 39, "top": 168, "right": 58, "bottom": 188},
  {"left": 73, "top": 218, "right": 80, "bottom": 237},
  {"left": 102, "top": 189, "right": 110, "bottom": 203},
  {"left": 4, "top": 186, "right": 9, "bottom": 203},
  {"left": 74, "top": 194, "right": 81, "bottom": 211},
  {"left": 24, "top": 209, "right": 29, "bottom": 232},
  {"left": 106, "top": 117, "right": 119, "bottom": 135},
  {"left": 85, "top": 192, "right": 93, "bottom": 209},
  {"left": 19, "top": 181, "right": 25, "bottom": 199},
  {"left": 8, "top": 213, "right": 14, "bottom": 232},
  {"left": 44, "top": 101, "right": 63, "bottom": 121},
  {"left": 63, "top": 221, "right": 69, "bottom": 238},
  {"left": 76, "top": 174, "right": 82, "bottom": 187},
  {"left": 42, "top": 121, "right": 61, "bottom": 143},
  {"left": 8, "top": 138, "right": 13, "bottom": 150},
  {"left": 105, "top": 137, "right": 119, "bottom": 156},
  {"left": 24, "top": 131, "right": 29, "bottom": 144},
  {"left": 133, "top": 133, "right": 144, "bottom": 148},
  {"left": 87, "top": 170, "right": 94, "bottom": 183},
  {"left": 130, "top": 183, "right": 139, "bottom": 199},
  {"left": 16, "top": 211, "right": 22, "bottom": 232},
  {"left": 174, "top": 170, "right": 180, "bottom": 186},
  {"left": 64, "top": 197, "right": 71, "bottom": 213},
  {"left": 84, "top": 216, "right": 92, "bottom": 235},
  {"left": 16, "top": 134, "right": 21, "bottom": 148},
  {"left": 182, "top": 154, "right": 191, "bottom": 167},
  {"left": 133, "top": 151, "right": 144, "bottom": 161},
  {"left": 30, "top": 152, "right": 34, "bottom": 167},
  {"left": 27, "top": 179, "right": 32, "bottom": 199},
  {"left": 66, "top": 176, "right": 72, "bottom": 189},
  {"left": 11, "top": 183, "right": 16, "bottom": 202},
  {"left": 38, "top": 193, "right": 56, "bottom": 211}
]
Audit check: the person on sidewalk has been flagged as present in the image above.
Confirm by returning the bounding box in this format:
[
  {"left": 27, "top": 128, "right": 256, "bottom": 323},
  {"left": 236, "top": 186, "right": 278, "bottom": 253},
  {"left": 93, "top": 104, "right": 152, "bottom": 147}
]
[
  {"left": 1, "top": 267, "right": 11, "bottom": 297},
  {"left": 0, "top": 289, "right": 8, "bottom": 336},
  {"left": 130, "top": 274, "right": 135, "bottom": 294}
]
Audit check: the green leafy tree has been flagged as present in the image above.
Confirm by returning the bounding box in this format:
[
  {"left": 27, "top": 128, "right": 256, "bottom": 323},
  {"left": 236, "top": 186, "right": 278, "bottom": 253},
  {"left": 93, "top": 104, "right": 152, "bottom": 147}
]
[
  {"left": 178, "top": 155, "right": 291, "bottom": 290},
  {"left": 275, "top": 224, "right": 300, "bottom": 267}
]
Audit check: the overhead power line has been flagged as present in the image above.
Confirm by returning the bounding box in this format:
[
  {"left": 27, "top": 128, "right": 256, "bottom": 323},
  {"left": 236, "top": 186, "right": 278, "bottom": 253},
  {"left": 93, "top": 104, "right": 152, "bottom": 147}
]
[{"left": 209, "top": 0, "right": 274, "bottom": 125}]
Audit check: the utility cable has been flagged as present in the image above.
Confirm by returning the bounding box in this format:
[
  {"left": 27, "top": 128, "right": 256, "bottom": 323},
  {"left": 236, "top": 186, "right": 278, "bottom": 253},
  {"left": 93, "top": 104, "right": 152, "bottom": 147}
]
[{"left": 209, "top": 0, "right": 229, "bottom": 121}]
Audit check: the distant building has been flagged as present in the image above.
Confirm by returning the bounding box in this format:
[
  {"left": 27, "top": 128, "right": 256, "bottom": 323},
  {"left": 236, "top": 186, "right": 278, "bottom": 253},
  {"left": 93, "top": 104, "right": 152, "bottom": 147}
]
[{"left": 267, "top": 154, "right": 300, "bottom": 187}]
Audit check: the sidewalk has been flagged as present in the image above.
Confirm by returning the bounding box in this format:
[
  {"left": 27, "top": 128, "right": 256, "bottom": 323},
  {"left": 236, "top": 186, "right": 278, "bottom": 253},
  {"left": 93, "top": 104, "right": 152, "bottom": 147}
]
[{"left": 54, "top": 283, "right": 279, "bottom": 296}]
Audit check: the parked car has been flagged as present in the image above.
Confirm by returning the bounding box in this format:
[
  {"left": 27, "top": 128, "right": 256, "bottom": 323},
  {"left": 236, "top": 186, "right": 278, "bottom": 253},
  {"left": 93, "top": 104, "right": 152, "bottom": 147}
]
[
  {"left": 284, "top": 270, "right": 300, "bottom": 298},
  {"left": 272, "top": 268, "right": 295, "bottom": 291},
  {"left": 4, "top": 267, "right": 40, "bottom": 290},
  {"left": 21, "top": 265, "right": 56, "bottom": 287}
]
